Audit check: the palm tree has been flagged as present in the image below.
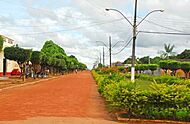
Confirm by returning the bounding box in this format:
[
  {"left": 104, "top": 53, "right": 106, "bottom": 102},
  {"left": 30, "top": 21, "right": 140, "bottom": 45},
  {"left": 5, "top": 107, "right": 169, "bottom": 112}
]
[{"left": 159, "top": 43, "right": 176, "bottom": 59}]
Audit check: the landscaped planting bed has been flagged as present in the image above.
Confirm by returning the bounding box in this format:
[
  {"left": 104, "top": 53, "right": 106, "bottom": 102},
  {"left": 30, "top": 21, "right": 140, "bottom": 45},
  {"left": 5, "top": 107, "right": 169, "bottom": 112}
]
[{"left": 92, "top": 68, "right": 190, "bottom": 122}]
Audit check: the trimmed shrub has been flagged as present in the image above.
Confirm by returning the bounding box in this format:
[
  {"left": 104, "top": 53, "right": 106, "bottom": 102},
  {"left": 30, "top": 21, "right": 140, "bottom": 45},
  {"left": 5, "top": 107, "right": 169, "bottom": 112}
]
[{"left": 92, "top": 70, "right": 190, "bottom": 121}]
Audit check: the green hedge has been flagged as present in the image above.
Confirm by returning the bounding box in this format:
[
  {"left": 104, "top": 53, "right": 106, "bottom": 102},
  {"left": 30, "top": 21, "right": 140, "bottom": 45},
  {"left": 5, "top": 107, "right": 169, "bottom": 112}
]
[
  {"left": 125, "top": 74, "right": 190, "bottom": 87},
  {"left": 92, "top": 70, "right": 190, "bottom": 121}
]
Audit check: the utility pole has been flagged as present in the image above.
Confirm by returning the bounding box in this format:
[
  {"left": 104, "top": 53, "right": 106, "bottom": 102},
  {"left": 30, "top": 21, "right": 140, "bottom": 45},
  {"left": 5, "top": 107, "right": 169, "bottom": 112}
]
[
  {"left": 96, "top": 36, "right": 123, "bottom": 68},
  {"left": 103, "top": 47, "right": 105, "bottom": 66},
  {"left": 109, "top": 36, "right": 112, "bottom": 68},
  {"left": 106, "top": 1, "right": 163, "bottom": 82},
  {"left": 131, "top": 0, "right": 138, "bottom": 82}
]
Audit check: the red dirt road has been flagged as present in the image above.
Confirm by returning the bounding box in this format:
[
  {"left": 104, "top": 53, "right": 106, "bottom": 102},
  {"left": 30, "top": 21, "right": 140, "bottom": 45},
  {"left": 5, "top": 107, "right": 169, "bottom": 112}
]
[{"left": 0, "top": 71, "right": 110, "bottom": 121}]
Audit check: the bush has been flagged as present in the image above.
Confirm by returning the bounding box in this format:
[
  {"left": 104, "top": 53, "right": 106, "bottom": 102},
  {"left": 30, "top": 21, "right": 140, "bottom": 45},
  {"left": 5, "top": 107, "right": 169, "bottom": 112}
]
[
  {"left": 126, "top": 74, "right": 190, "bottom": 87},
  {"left": 180, "top": 62, "right": 190, "bottom": 78},
  {"left": 118, "top": 66, "right": 125, "bottom": 73},
  {"left": 92, "top": 70, "right": 190, "bottom": 121},
  {"left": 149, "top": 64, "right": 158, "bottom": 75}
]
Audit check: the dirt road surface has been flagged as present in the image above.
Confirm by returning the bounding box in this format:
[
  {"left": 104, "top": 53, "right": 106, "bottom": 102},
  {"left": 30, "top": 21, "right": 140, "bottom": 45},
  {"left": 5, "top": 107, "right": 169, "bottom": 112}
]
[{"left": 0, "top": 71, "right": 121, "bottom": 124}]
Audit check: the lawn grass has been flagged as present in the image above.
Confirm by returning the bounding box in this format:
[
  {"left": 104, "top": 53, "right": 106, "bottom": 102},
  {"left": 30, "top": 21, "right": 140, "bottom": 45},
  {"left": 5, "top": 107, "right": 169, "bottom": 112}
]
[
  {"left": 126, "top": 78, "right": 153, "bottom": 91},
  {"left": 135, "top": 79, "right": 153, "bottom": 91}
]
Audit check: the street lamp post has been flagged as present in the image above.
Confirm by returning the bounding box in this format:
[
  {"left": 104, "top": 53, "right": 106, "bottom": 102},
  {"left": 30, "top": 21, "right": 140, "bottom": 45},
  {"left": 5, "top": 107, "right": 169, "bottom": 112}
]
[
  {"left": 96, "top": 36, "right": 112, "bottom": 68},
  {"left": 106, "top": 1, "right": 163, "bottom": 82},
  {"left": 109, "top": 36, "right": 112, "bottom": 67},
  {"left": 96, "top": 36, "right": 124, "bottom": 68}
]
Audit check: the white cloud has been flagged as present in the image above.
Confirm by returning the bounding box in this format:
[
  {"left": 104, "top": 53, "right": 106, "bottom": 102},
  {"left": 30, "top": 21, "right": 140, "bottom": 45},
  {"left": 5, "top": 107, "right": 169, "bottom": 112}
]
[{"left": 0, "top": 0, "right": 190, "bottom": 69}]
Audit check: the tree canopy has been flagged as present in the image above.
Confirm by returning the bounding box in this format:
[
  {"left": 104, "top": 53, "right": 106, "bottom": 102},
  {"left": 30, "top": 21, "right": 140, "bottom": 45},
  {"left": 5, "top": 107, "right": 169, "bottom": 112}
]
[
  {"left": 4, "top": 45, "right": 31, "bottom": 64},
  {"left": 160, "top": 43, "right": 176, "bottom": 59},
  {"left": 139, "top": 56, "right": 150, "bottom": 64},
  {"left": 30, "top": 51, "right": 42, "bottom": 64},
  {"left": 41, "top": 40, "right": 87, "bottom": 73},
  {"left": 177, "top": 49, "right": 190, "bottom": 59}
]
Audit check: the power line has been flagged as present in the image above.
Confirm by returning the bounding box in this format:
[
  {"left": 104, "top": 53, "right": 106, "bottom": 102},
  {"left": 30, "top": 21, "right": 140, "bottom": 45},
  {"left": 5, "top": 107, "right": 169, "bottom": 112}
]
[
  {"left": 112, "top": 37, "right": 133, "bottom": 55},
  {"left": 6, "top": 18, "right": 125, "bottom": 36},
  {"left": 138, "top": 17, "right": 184, "bottom": 32},
  {"left": 139, "top": 31, "right": 190, "bottom": 36},
  {"left": 149, "top": 16, "right": 190, "bottom": 24},
  {"left": 85, "top": 0, "right": 108, "bottom": 16},
  {"left": 0, "top": 17, "right": 125, "bottom": 29}
]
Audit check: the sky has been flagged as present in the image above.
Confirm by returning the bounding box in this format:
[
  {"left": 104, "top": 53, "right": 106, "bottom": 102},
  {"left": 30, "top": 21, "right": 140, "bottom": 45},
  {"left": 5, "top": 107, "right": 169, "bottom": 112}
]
[{"left": 0, "top": 0, "right": 190, "bottom": 69}]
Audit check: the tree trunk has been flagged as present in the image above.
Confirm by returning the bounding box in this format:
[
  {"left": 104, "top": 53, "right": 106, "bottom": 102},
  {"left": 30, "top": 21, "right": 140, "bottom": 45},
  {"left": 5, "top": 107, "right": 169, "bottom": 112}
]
[{"left": 22, "top": 63, "right": 26, "bottom": 82}]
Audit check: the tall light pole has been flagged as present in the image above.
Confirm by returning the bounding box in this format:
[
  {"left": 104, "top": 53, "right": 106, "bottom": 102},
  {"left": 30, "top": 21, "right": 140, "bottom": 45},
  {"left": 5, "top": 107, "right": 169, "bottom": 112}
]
[
  {"left": 109, "top": 36, "right": 112, "bottom": 67},
  {"left": 96, "top": 36, "right": 112, "bottom": 68},
  {"left": 131, "top": 0, "right": 138, "bottom": 82},
  {"left": 106, "top": 1, "right": 163, "bottom": 82},
  {"left": 96, "top": 36, "right": 124, "bottom": 68}
]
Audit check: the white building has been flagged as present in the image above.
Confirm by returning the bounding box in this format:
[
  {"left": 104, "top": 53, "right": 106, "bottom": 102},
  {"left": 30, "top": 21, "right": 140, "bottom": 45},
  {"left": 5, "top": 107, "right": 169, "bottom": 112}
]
[{"left": 0, "top": 35, "right": 20, "bottom": 76}]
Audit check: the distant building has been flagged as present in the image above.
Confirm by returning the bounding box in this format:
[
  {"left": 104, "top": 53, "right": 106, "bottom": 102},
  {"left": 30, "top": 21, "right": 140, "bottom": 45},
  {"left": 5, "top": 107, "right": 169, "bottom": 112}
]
[
  {"left": 112, "top": 61, "right": 124, "bottom": 67},
  {"left": 0, "top": 35, "right": 20, "bottom": 76}
]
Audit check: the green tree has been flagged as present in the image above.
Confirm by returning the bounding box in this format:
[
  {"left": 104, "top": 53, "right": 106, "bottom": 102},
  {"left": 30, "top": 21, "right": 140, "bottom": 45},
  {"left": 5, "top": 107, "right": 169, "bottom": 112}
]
[
  {"left": 139, "top": 56, "right": 150, "bottom": 64},
  {"left": 0, "top": 36, "right": 4, "bottom": 52},
  {"left": 180, "top": 62, "right": 190, "bottom": 78},
  {"left": 78, "top": 62, "right": 87, "bottom": 70},
  {"left": 136, "top": 64, "right": 148, "bottom": 73},
  {"left": 124, "top": 57, "right": 139, "bottom": 64},
  {"left": 177, "top": 49, "right": 190, "bottom": 59},
  {"left": 151, "top": 56, "right": 162, "bottom": 64},
  {"left": 124, "top": 57, "right": 132, "bottom": 64},
  {"left": 41, "top": 40, "right": 67, "bottom": 74},
  {"left": 167, "top": 60, "right": 180, "bottom": 76},
  {"left": 148, "top": 64, "right": 158, "bottom": 75},
  {"left": 160, "top": 43, "right": 176, "bottom": 59},
  {"left": 30, "top": 51, "right": 42, "bottom": 78},
  {"left": 4, "top": 46, "right": 31, "bottom": 81},
  {"left": 159, "top": 60, "right": 170, "bottom": 71},
  {"left": 40, "top": 40, "right": 86, "bottom": 74}
]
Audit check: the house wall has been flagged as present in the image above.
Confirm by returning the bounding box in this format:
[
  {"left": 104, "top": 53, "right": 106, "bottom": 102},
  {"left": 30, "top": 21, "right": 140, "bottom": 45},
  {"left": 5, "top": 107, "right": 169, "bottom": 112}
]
[{"left": 0, "top": 36, "right": 20, "bottom": 76}]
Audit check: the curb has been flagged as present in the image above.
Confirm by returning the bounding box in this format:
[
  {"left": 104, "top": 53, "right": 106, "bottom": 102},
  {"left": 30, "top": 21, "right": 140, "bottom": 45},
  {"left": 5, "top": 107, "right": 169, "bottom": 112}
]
[
  {"left": 116, "top": 112, "right": 190, "bottom": 124},
  {"left": 0, "top": 76, "right": 61, "bottom": 92}
]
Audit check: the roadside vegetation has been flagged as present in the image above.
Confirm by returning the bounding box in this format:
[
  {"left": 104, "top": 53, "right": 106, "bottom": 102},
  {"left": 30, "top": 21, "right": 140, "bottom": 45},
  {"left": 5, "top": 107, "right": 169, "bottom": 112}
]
[
  {"left": 4, "top": 40, "right": 87, "bottom": 81},
  {"left": 92, "top": 66, "right": 190, "bottom": 122}
]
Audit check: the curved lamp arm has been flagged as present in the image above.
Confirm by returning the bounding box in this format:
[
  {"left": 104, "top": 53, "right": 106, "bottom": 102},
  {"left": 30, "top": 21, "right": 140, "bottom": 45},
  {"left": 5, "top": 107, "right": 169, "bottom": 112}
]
[
  {"left": 96, "top": 41, "right": 108, "bottom": 49},
  {"left": 137, "top": 10, "right": 164, "bottom": 27},
  {"left": 106, "top": 8, "right": 133, "bottom": 27}
]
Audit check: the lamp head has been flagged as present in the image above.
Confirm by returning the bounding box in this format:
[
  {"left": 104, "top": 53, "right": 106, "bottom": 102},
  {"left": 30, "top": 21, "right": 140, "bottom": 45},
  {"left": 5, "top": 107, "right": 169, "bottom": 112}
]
[
  {"left": 105, "top": 8, "right": 110, "bottom": 11},
  {"left": 160, "top": 10, "right": 164, "bottom": 12}
]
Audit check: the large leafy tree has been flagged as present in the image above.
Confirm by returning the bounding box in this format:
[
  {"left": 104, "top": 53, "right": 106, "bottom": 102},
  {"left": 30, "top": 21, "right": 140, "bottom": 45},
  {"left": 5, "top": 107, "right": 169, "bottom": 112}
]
[
  {"left": 4, "top": 46, "right": 31, "bottom": 64},
  {"left": 30, "top": 51, "right": 42, "bottom": 78},
  {"left": 41, "top": 40, "right": 67, "bottom": 74},
  {"left": 0, "top": 36, "right": 4, "bottom": 52},
  {"left": 177, "top": 49, "right": 190, "bottom": 59},
  {"left": 139, "top": 56, "right": 150, "bottom": 64},
  {"left": 41, "top": 40, "right": 86, "bottom": 74},
  {"left": 4, "top": 45, "right": 31, "bottom": 81},
  {"left": 160, "top": 43, "right": 176, "bottom": 59},
  {"left": 151, "top": 56, "right": 162, "bottom": 64}
]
